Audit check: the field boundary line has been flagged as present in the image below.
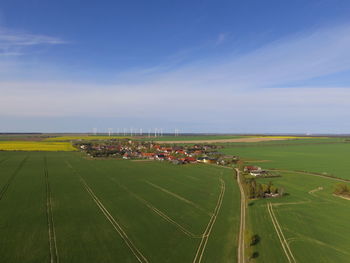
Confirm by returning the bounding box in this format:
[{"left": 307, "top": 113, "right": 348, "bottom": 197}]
[
  {"left": 271, "top": 169, "right": 349, "bottom": 183},
  {"left": 0, "top": 156, "right": 28, "bottom": 201},
  {"left": 144, "top": 180, "right": 212, "bottom": 216},
  {"left": 267, "top": 203, "right": 296, "bottom": 263},
  {"left": 236, "top": 168, "right": 246, "bottom": 263},
  {"left": 192, "top": 178, "right": 225, "bottom": 263},
  {"left": 111, "top": 179, "right": 203, "bottom": 238},
  {"left": 65, "top": 161, "right": 148, "bottom": 263},
  {"left": 44, "top": 157, "right": 59, "bottom": 263}
]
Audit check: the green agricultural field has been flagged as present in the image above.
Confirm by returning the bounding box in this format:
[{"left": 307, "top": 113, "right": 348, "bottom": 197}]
[
  {"left": 221, "top": 140, "right": 350, "bottom": 180},
  {"left": 44, "top": 135, "right": 129, "bottom": 141},
  {"left": 0, "top": 151, "right": 240, "bottom": 263},
  {"left": 141, "top": 135, "right": 246, "bottom": 141},
  {"left": 219, "top": 139, "right": 350, "bottom": 262},
  {"left": 246, "top": 171, "right": 350, "bottom": 263},
  {"left": 221, "top": 137, "right": 344, "bottom": 147}
]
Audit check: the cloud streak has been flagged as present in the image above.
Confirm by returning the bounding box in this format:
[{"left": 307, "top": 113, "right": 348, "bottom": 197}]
[
  {"left": 1, "top": 24, "right": 350, "bottom": 132},
  {"left": 0, "top": 27, "right": 65, "bottom": 56}
]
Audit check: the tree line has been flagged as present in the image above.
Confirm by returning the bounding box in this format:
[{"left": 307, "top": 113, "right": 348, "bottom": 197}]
[
  {"left": 245, "top": 178, "right": 284, "bottom": 199},
  {"left": 334, "top": 183, "right": 350, "bottom": 197}
]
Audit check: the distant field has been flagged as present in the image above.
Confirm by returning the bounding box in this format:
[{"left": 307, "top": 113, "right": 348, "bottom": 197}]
[
  {"left": 0, "top": 141, "right": 76, "bottom": 151},
  {"left": 144, "top": 135, "right": 245, "bottom": 142},
  {"left": 0, "top": 151, "right": 239, "bottom": 262},
  {"left": 222, "top": 137, "right": 345, "bottom": 146},
  {"left": 152, "top": 135, "right": 313, "bottom": 144},
  {"left": 221, "top": 140, "right": 350, "bottom": 180},
  {"left": 247, "top": 171, "right": 350, "bottom": 263},
  {"left": 45, "top": 136, "right": 129, "bottom": 141}
]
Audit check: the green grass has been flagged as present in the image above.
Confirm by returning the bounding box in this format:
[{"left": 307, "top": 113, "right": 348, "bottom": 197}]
[
  {"left": 140, "top": 135, "right": 245, "bottom": 141},
  {"left": 247, "top": 172, "right": 350, "bottom": 263},
  {"left": 221, "top": 141, "right": 350, "bottom": 180},
  {"left": 0, "top": 151, "right": 239, "bottom": 262},
  {"left": 219, "top": 140, "right": 350, "bottom": 262},
  {"left": 44, "top": 136, "right": 129, "bottom": 141}
]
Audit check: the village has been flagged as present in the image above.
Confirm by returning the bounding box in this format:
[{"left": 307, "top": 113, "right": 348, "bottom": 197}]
[
  {"left": 74, "top": 139, "right": 283, "bottom": 199},
  {"left": 74, "top": 139, "right": 239, "bottom": 166}
]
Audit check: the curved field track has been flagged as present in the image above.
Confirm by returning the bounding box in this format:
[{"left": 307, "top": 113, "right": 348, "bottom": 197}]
[
  {"left": 267, "top": 203, "right": 296, "bottom": 263},
  {"left": 236, "top": 169, "right": 246, "bottom": 263},
  {"left": 192, "top": 178, "right": 226, "bottom": 263},
  {"left": 0, "top": 151, "right": 240, "bottom": 263}
]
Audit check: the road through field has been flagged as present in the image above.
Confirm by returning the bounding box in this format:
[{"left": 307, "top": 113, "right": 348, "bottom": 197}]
[{"left": 236, "top": 168, "right": 246, "bottom": 263}]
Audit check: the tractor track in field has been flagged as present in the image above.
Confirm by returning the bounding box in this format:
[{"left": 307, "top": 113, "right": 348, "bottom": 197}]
[
  {"left": 267, "top": 202, "right": 296, "bottom": 263},
  {"left": 192, "top": 178, "right": 225, "bottom": 263},
  {"left": 0, "top": 157, "right": 10, "bottom": 166},
  {"left": 80, "top": 178, "right": 149, "bottom": 263},
  {"left": 236, "top": 168, "right": 246, "bottom": 263},
  {"left": 0, "top": 156, "right": 28, "bottom": 201},
  {"left": 81, "top": 161, "right": 206, "bottom": 238},
  {"left": 144, "top": 180, "right": 212, "bottom": 216},
  {"left": 65, "top": 161, "right": 149, "bottom": 263},
  {"left": 44, "top": 157, "right": 59, "bottom": 263},
  {"left": 110, "top": 178, "right": 204, "bottom": 238}
]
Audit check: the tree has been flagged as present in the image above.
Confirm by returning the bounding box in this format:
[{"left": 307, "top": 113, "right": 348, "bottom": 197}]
[
  {"left": 270, "top": 185, "right": 278, "bottom": 194},
  {"left": 334, "top": 183, "right": 350, "bottom": 196},
  {"left": 261, "top": 184, "right": 269, "bottom": 194},
  {"left": 250, "top": 234, "right": 260, "bottom": 246},
  {"left": 278, "top": 187, "right": 285, "bottom": 197},
  {"left": 257, "top": 184, "right": 264, "bottom": 198}
]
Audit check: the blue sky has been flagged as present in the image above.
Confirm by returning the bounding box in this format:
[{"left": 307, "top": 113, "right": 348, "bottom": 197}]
[{"left": 1, "top": 0, "right": 350, "bottom": 133}]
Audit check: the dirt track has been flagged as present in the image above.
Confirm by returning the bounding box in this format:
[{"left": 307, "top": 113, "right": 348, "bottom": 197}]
[
  {"left": 236, "top": 168, "right": 246, "bottom": 263},
  {"left": 333, "top": 194, "right": 350, "bottom": 201},
  {"left": 193, "top": 178, "right": 225, "bottom": 263},
  {"left": 156, "top": 137, "right": 292, "bottom": 144},
  {"left": 267, "top": 203, "right": 296, "bottom": 263},
  {"left": 44, "top": 158, "right": 59, "bottom": 263}
]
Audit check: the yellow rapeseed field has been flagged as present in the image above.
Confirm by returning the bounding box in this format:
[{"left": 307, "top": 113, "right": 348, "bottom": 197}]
[{"left": 0, "top": 141, "right": 76, "bottom": 151}]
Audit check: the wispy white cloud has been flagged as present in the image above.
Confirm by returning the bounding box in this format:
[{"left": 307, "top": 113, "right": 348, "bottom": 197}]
[
  {"left": 0, "top": 27, "right": 65, "bottom": 56},
  {"left": 1, "top": 24, "right": 350, "bottom": 132},
  {"left": 215, "top": 32, "right": 230, "bottom": 45}
]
